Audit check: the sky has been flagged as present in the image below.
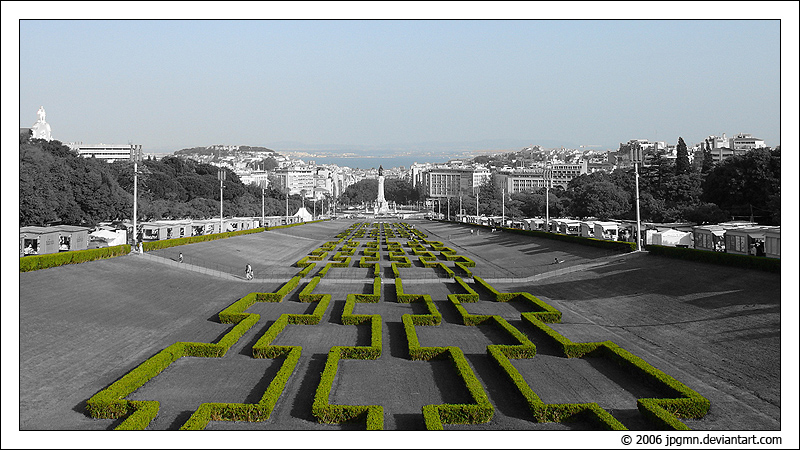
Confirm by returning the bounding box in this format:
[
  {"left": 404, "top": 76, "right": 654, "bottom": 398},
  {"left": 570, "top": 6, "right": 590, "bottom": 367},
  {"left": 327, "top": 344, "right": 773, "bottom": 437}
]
[{"left": 7, "top": 3, "right": 796, "bottom": 155}]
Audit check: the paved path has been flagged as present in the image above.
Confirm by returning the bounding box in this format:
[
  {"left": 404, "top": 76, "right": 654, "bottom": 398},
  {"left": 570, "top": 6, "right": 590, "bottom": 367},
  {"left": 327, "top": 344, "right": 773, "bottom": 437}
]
[{"left": 134, "top": 249, "right": 639, "bottom": 285}]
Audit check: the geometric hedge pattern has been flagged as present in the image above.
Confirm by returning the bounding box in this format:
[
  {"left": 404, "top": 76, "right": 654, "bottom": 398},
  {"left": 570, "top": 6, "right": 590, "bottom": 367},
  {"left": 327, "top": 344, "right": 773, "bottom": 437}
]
[{"left": 86, "top": 221, "right": 709, "bottom": 430}]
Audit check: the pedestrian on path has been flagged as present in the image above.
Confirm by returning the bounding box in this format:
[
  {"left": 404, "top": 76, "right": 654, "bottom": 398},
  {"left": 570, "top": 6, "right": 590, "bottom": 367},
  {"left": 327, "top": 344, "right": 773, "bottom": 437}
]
[
  {"left": 179, "top": 252, "right": 183, "bottom": 263},
  {"left": 245, "top": 263, "right": 253, "bottom": 280}
]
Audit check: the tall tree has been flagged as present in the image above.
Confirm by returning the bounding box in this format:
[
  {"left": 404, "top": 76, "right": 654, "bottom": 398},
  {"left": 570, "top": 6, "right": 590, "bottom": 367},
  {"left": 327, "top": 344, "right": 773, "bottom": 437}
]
[
  {"left": 675, "top": 137, "right": 690, "bottom": 175},
  {"left": 701, "top": 142, "right": 715, "bottom": 174}
]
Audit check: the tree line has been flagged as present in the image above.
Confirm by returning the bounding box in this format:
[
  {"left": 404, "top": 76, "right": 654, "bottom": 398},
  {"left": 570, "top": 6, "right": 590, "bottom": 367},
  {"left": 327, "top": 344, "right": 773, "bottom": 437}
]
[
  {"left": 19, "top": 136, "right": 780, "bottom": 228},
  {"left": 19, "top": 138, "right": 323, "bottom": 227}
]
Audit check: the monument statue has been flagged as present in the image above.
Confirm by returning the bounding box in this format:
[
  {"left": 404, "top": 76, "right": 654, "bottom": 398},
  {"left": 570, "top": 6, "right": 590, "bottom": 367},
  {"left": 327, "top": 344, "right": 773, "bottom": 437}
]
[
  {"left": 30, "top": 106, "right": 52, "bottom": 141},
  {"left": 375, "top": 165, "right": 390, "bottom": 215}
]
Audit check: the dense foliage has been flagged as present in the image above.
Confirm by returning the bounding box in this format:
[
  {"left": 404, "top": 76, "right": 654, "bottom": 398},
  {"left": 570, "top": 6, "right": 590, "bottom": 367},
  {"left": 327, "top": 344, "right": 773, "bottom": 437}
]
[
  {"left": 19, "top": 138, "right": 318, "bottom": 227},
  {"left": 339, "top": 178, "right": 420, "bottom": 206}
]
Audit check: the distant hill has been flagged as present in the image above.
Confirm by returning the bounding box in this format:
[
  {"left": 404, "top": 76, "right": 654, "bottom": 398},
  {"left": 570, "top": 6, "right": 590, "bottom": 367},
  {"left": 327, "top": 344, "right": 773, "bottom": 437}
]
[{"left": 174, "top": 145, "right": 276, "bottom": 157}]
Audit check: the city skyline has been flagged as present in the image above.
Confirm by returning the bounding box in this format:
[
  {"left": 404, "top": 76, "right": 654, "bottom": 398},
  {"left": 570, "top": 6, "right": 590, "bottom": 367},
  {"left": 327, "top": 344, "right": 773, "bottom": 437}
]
[{"left": 8, "top": 5, "right": 794, "bottom": 155}]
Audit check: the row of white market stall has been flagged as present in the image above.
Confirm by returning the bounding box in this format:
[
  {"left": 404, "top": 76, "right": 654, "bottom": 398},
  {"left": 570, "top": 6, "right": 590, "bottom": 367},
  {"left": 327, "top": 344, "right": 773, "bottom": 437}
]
[
  {"left": 20, "top": 208, "right": 317, "bottom": 257},
  {"left": 455, "top": 215, "right": 780, "bottom": 259}
]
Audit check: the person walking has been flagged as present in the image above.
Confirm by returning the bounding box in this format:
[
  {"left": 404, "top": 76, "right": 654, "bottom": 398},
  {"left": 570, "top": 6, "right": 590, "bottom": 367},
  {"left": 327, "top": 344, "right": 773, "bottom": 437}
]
[
  {"left": 179, "top": 252, "right": 183, "bottom": 263},
  {"left": 245, "top": 263, "right": 253, "bottom": 280}
]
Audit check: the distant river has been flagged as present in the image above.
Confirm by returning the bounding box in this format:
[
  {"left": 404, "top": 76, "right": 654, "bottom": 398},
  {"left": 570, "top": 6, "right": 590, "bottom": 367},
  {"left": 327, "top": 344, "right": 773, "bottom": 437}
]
[{"left": 308, "top": 154, "right": 454, "bottom": 170}]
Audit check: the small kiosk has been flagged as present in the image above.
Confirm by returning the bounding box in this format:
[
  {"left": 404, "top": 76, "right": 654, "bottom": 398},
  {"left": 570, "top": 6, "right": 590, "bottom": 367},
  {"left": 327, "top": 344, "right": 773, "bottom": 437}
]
[
  {"left": 53, "top": 225, "right": 90, "bottom": 252},
  {"left": 556, "top": 219, "right": 581, "bottom": 235},
  {"left": 693, "top": 225, "right": 727, "bottom": 252},
  {"left": 724, "top": 227, "right": 768, "bottom": 256},
  {"left": 20, "top": 226, "right": 61, "bottom": 256},
  {"left": 579, "top": 221, "right": 596, "bottom": 238},
  {"left": 594, "top": 221, "right": 620, "bottom": 241},
  {"left": 764, "top": 227, "right": 780, "bottom": 259}
]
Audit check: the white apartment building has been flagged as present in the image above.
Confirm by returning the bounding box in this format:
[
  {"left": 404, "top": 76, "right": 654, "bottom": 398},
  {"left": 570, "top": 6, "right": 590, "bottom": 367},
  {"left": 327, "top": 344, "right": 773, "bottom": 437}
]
[
  {"left": 273, "top": 165, "right": 315, "bottom": 196},
  {"left": 420, "top": 166, "right": 492, "bottom": 199},
  {"left": 495, "top": 160, "right": 588, "bottom": 193},
  {"left": 729, "top": 133, "right": 766, "bottom": 151},
  {"left": 68, "top": 143, "right": 142, "bottom": 163}
]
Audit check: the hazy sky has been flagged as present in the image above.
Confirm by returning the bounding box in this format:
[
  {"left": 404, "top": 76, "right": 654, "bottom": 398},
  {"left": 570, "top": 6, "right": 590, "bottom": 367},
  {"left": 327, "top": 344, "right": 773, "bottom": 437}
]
[{"left": 8, "top": 5, "right": 795, "bottom": 154}]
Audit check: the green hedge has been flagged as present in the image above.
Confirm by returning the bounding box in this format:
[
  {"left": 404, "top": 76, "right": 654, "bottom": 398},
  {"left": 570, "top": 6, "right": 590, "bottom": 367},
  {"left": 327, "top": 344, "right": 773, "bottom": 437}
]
[
  {"left": 312, "top": 286, "right": 383, "bottom": 429},
  {"left": 502, "top": 227, "right": 636, "bottom": 253},
  {"left": 646, "top": 244, "right": 780, "bottom": 273},
  {"left": 317, "top": 257, "right": 351, "bottom": 277},
  {"left": 486, "top": 345, "right": 626, "bottom": 429},
  {"left": 251, "top": 281, "right": 331, "bottom": 359},
  {"left": 20, "top": 244, "right": 131, "bottom": 272},
  {"left": 87, "top": 311, "right": 260, "bottom": 425},
  {"left": 218, "top": 277, "right": 301, "bottom": 323},
  {"left": 522, "top": 316, "right": 601, "bottom": 358},
  {"left": 180, "top": 346, "right": 302, "bottom": 429},
  {"left": 518, "top": 315, "right": 708, "bottom": 429},
  {"left": 474, "top": 276, "right": 562, "bottom": 322},
  {"left": 114, "top": 400, "right": 160, "bottom": 430},
  {"left": 142, "top": 227, "right": 266, "bottom": 251}
]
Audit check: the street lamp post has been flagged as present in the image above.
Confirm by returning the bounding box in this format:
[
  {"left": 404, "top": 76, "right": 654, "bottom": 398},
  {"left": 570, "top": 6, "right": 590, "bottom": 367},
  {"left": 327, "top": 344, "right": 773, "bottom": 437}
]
[
  {"left": 476, "top": 187, "right": 480, "bottom": 218},
  {"left": 260, "top": 181, "right": 266, "bottom": 230},
  {"left": 631, "top": 146, "right": 643, "bottom": 251},
  {"left": 131, "top": 144, "right": 142, "bottom": 253},
  {"left": 447, "top": 196, "right": 450, "bottom": 221},
  {"left": 501, "top": 188, "right": 505, "bottom": 228},
  {"left": 218, "top": 168, "right": 226, "bottom": 234},
  {"left": 544, "top": 164, "right": 552, "bottom": 232}
]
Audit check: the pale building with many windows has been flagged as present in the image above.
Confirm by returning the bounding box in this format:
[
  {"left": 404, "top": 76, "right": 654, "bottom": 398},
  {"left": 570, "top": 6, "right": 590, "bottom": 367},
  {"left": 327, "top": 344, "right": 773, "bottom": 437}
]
[
  {"left": 273, "top": 165, "right": 315, "bottom": 196},
  {"left": 68, "top": 143, "right": 142, "bottom": 163},
  {"left": 420, "top": 166, "right": 491, "bottom": 199}
]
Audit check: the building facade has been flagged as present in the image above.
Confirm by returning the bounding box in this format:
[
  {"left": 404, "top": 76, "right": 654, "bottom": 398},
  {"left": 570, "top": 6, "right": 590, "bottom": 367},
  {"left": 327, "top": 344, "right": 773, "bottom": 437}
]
[
  {"left": 273, "top": 165, "right": 315, "bottom": 196},
  {"left": 69, "top": 143, "right": 143, "bottom": 163}
]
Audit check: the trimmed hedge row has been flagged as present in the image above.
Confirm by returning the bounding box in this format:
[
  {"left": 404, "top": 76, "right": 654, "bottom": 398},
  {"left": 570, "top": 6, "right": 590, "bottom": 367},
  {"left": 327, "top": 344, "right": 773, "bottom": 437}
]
[
  {"left": 390, "top": 260, "right": 412, "bottom": 278},
  {"left": 87, "top": 312, "right": 261, "bottom": 425},
  {"left": 522, "top": 316, "right": 603, "bottom": 358},
  {"left": 394, "top": 279, "right": 442, "bottom": 325},
  {"left": 486, "top": 345, "right": 626, "bottom": 429},
  {"left": 251, "top": 282, "right": 332, "bottom": 359},
  {"left": 312, "top": 281, "right": 383, "bottom": 429},
  {"left": 317, "top": 257, "right": 351, "bottom": 277},
  {"left": 399, "top": 309, "right": 493, "bottom": 428},
  {"left": 180, "top": 346, "right": 302, "bottom": 430},
  {"left": 139, "top": 219, "right": 326, "bottom": 253},
  {"left": 646, "top": 244, "right": 780, "bottom": 273},
  {"left": 420, "top": 347, "right": 494, "bottom": 429},
  {"left": 218, "top": 277, "right": 301, "bottom": 323},
  {"left": 476, "top": 276, "right": 708, "bottom": 430},
  {"left": 20, "top": 244, "right": 131, "bottom": 272},
  {"left": 142, "top": 227, "right": 266, "bottom": 252},
  {"left": 113, "top": 400, "right": 160, "bottom": 430},
  {"left": 503, "top": 227, "right": 637, "bottom": 253},
  {"left": 474, "top": 276, "right": 562, "bottom": 322}
]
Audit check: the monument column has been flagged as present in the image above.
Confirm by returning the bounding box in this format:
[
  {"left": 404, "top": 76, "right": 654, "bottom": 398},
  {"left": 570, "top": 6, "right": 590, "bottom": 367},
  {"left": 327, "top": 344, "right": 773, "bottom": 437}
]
[{"left": 376, "top": 165, "right": 390, "bottom": 214}]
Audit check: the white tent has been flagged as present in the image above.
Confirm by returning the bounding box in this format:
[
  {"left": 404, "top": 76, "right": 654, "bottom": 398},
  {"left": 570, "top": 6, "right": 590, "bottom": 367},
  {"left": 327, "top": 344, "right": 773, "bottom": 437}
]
[
  {"left": 293, "top": 207, "right": 313, "bottom": 222},
  {"left": 89, "top": 229, "right": 127, "bottom": 247},
  {"left": 651, "top": 229, "right": 693, "bottom": 247}
]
